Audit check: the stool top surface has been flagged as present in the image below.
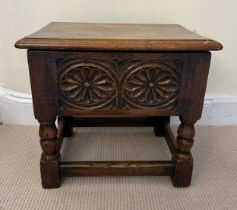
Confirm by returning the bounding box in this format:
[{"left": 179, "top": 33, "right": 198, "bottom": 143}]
[{"left": 15, "top": 22, "right": 222, "bottom": 51}]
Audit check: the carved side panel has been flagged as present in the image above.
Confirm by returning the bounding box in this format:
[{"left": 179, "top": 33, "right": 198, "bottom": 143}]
[
  {"left": 57, "top": 58, "right": 118, "bottom": 110},
  {"left": 121, "top": 61, "right": 181, "bottom": 110}
]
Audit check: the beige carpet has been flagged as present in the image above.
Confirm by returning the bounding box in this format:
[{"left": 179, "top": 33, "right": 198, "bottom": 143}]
[{"left": 0, "top": 125, "right": 236, "bottom": 210}]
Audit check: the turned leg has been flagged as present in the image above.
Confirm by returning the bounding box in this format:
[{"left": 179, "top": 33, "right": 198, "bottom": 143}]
[
  {"left": 39, "top": 122, "right": 61, "bottom": 188},
  {"left": 171, "top": 117, "right": 195, "bottom": 187},
  {"left": 154, "top": 117, "right": 170, "bottom": 136}
]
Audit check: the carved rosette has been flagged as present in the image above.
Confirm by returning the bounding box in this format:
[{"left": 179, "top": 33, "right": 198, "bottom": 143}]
[
  {"left": 122, "top": 62, "right": 180, "bottom": 109},
  {"left": 58, "top": 59, "right": 117, "bottom": 109}
]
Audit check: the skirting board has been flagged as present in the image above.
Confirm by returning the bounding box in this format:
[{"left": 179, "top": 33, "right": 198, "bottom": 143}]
[{"left": 0, "top": 86, "right": 237, "bottom": 125}]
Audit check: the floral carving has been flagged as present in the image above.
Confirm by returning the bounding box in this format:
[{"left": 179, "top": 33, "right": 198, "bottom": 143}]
[
  {"left": 58, "top": 61, "right": 116, "bottom": 109},
  {"left": 58, "top": 58, "right": 181, "bottom": 111},
  {"left": 123, "top": 63, "right": 180, "bottom": 109}
]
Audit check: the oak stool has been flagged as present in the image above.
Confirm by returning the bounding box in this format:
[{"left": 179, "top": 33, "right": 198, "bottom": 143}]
[{"left": 15, "top": 23, "right": 223, "bottom": 188}]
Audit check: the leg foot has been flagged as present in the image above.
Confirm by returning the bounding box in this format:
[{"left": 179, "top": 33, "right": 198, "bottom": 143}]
[
  {"left": 171, "top": 152, "right": 193, "bottom": 187},
  {"left": 40, "top": 155, "right": 61, "bottom": 189}
]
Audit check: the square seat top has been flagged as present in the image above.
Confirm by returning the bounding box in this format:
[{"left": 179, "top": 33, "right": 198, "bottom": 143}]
[{"left": 15, "top": 22, "right": 222, "bottom": 51}]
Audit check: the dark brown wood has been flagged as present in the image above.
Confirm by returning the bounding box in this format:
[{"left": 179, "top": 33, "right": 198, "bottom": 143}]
[
  {"left": 27, "top": 50, "right": 61, "bottom": 188},
  {"left": 164, "top": 122, "right": 177, "bottom": 155},
  {"left": 154, "top": 117, "right": 170, "bottom": 136},
  {"left": 15, "top": 22, "right": 222, "bottom": 51},
  {"left": 163, "top": 122, "right": 193, "bottom": 187},
  {"left": 170, "top": 118, "right": 195, "bottom": 187},
  {"left": 71, "top": 116, "right": 166, "bottom": 127},
  {"left": 39, "top": 122, "right": 61, "bottom": 189},
  {"left": 171, "top": 153, "right": 193, "bottom": 187},
  {"left": 62, "top": 117, "right": 73, "bottom": 137},
  {"left": 179, "top": 52, "right": 211, "bottom": 121},
  {"left": 60, "top": 161, "right": 175, "bottom": 176},
  {"left": 56, "top": 53, "right": 182, "bottom": 113},
  {"left": 62, "top": 109, "right": 178, "bottom": 117},
  {"left": 27, "top": 51, "right": 58, "bottom": 122},
  {"left": 57, "top": 118, "right": 65, "bottom": 152},
  {"left": 15, "top": 23, "right": 222, "bottom": 189},
  {"left": 177, "top": 117, "right": 195, "bottom": 153}
]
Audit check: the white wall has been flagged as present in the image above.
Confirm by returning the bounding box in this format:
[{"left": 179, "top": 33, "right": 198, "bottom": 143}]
[{"left": 0, "top": 0, "right": 236, "bottom": 95}]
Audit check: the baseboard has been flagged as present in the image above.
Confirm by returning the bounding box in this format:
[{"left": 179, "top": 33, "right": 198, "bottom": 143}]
[
  {"left": 0, "top": 86, "right": 237, "bottom": 125},
  {"left": 0, "top": 86, "right": 35, "bottom": 125}
]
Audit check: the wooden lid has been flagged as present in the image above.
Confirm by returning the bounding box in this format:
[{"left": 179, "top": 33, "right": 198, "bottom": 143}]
[{"left": 15, "top": 22, "right": 223, "bottom": 51}]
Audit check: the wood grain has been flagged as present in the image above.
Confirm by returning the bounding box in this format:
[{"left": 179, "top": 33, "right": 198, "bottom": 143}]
[
  {"left": 15, "top": 22, "right": 222, "bottom": 51},
  {"left": 57, "top": 56, "right": 181, "bottom": 111},
  {"left": 60, "top": 161, "right": 175, "bottom": 176},
  {"left": 16, "top": 23, "right": 223, "bottom": 188}
]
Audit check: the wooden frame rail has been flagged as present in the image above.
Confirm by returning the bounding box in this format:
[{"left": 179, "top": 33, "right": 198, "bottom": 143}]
[
  {"left": 60, "top": 161, "right": 175, "bottom": 176},
  {"left": 56, "top": 116, "right": 179, "bottom": 180}
]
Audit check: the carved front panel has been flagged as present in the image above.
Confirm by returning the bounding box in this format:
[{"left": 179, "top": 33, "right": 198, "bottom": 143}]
[{"left": 57, "top": 57, "right": 182, "bottom": 111}]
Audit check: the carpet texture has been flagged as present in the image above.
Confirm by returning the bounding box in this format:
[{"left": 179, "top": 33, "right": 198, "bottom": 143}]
[{"left": 0, "top": 125, "right": 236, "bottom": 210}]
